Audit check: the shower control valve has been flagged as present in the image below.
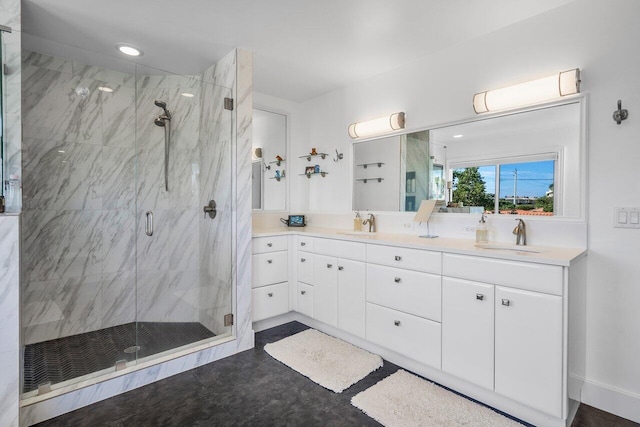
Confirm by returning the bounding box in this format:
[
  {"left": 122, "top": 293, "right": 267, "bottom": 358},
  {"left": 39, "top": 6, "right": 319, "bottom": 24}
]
[{"left": 203, "top": 200, "right": 217, "bottom": 219}]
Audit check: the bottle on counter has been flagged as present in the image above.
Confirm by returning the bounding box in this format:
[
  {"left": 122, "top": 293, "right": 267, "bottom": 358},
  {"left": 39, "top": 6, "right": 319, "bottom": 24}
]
[
  {"left": 476, "top": 213, "right": 488, "bottom": 243},
  {"left": 354, "top": 211, "right": 363, "bottom": 232}
]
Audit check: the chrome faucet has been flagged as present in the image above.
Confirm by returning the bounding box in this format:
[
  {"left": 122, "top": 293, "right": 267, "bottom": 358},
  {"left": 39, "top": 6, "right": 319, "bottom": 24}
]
[
  {"left": 513, "top": 218, "right": 527, "bottom": 246},
  {"left": 363, "top": 213, "right": 376, "bottom": 232}
]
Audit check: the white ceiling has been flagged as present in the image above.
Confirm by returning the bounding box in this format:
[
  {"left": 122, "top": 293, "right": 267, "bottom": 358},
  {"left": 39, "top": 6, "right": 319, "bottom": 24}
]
[{"left": 22, "top": 0, "right": 576, "bottom": 102}]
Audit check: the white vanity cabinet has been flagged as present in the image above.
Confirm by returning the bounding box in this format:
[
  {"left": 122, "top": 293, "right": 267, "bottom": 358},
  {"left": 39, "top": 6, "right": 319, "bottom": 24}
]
[
  {"left": 442, "top": 277, "right": 495, "bottom": 390},
  {"left": 251, "top": 236, "right": 289, "bottom": 321},
  {"left": 442, "top": 253, "right": 565, "bottom": 418}
]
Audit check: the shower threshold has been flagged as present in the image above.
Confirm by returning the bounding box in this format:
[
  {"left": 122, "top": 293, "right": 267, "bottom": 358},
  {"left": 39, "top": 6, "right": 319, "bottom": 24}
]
[{"left": 23, "top": 322, "right": 215, "bottom": 393}]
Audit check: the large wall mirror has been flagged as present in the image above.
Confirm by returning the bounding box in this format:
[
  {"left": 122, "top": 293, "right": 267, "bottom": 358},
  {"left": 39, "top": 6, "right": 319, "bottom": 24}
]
[
  {"left": 252, "top": 108, "right": 287, "bottom": 211},
  {"left": 352, "top": 100, "right": 585, "bottom": 218}
]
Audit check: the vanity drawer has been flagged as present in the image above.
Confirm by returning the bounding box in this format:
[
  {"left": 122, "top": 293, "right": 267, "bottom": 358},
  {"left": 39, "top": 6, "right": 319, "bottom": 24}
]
[
  {"left": 252, "top": 282, "right": 289, "bottom": 321},
  {"left": 297, "top": 236, "right": 315, "bottom": 251},
  {"left": 366, "top": 244, "right": 441, "bottom": 274},
  {"left": 366, "top": 302, "right": 441, "bottom": 369},
  {"left": 297, "top": 251, "right": 314, "bottom": 284},
  {"left": 252, "top": 251, "right": 288, "bottom": 288},
  {"left": 315, "top": 238, "right": 365, "bottom": 261},
  {"left": 297, "top": 282, "right": 314, "bottom": 318},
  {"left": 442, "top": 254, "right": 563, "bottom": 296},
  {"left": 366, "top": 264, "right": 441, "bottom": 322},
  {"left": 252, "top": 236, "right": 288, "bottom": 254}
]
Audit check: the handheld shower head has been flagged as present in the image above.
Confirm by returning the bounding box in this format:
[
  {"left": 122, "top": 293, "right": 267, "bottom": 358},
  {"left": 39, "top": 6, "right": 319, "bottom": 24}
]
[{"left": 154, "top": 100, "right": 171, "bottom": 119}]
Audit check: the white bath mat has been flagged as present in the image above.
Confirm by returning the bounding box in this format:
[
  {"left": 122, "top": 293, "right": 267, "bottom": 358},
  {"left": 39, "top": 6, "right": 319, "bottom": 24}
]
[
  {"left": 264, "top": 329, "right": 383, "bottom": 393},
  {"left": 351, "top": 370, "right": 522, "bottom": 427}
]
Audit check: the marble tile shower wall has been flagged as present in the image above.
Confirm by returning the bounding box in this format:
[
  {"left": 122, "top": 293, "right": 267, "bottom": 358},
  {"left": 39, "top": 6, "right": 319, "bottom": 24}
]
[{"left": 21, "top": 51, "right": 222, "bottom": 344}]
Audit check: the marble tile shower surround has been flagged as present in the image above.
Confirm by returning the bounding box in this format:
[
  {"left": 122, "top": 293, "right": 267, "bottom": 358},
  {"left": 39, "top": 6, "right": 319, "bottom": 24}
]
[
  {"left": 21, "top": 50, "right": 235, "bottom": 345},
  {"left": 21, "top": 48, "right": 253, "bottom": 424}
]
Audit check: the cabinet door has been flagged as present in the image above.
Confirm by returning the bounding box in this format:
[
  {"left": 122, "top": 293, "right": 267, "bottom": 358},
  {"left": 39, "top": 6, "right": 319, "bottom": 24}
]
[
  {"left": 297, "top": 282, "right": 314, "bottom": 318},
  {"left": 313, "top": 254, "right": 338, "bottom": 327},
  {"left": 495, "top": 286, "right": 563, "bottom": 417},
  {"left": 337, "top": 259, "right": 366, "bottom": 338},
  {"left": 298, "top": 251, "right": 314, "bottom": 284},
  {"left": 442, "top": 278, "right": 494, "bottom": 390}
]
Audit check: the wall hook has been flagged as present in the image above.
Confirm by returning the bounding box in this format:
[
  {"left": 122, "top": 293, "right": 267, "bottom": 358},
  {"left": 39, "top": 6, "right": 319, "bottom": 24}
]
[
  {"left": 333, "top": 149, "right": 344, "bottom": 162},
  {"left": 613, "top": 99, "right": 629, "bottom": 125}
]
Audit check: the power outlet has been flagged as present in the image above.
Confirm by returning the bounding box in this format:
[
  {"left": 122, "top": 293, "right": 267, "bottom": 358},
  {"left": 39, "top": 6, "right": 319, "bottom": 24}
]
[
  {"left": 463, "top": 225, "right": 476, "bottom": 233},
  {"left": 402, "top": 223, "right": 414, "bottom": 230}
]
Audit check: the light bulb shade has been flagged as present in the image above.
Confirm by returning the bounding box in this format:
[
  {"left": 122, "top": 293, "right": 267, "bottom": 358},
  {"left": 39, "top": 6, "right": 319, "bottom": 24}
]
[
  {"left": 348, "top": 112, "right": 405, "bottom": 139},
  {"left": 473, "top": 68, "right": 580, "bottom": 114}
]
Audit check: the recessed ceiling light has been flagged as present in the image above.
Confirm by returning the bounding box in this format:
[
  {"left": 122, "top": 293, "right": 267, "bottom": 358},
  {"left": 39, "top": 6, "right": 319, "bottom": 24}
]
[
  {"left": 98, "top": 86, "right": 114, "bottom": 93},
  {"left": 453, "top": 134, "right": 464, "bottom": 138},
  {"left": 181, "top": 93, "right": 195, "bottom": 98},
  {"left": 115, "top": 43, "right": 143, "bottom": 57}
]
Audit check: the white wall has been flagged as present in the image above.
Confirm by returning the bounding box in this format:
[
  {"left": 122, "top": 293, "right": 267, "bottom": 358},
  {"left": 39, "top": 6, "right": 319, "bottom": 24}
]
[{"left": 289, "top": 0, "right": 640, "bottom": 421}]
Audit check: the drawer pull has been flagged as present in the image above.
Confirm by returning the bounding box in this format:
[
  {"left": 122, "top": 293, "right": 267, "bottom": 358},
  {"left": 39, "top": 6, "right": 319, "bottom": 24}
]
[
  {"left": 502, "top": 299, "right": 510, "bottom": 306},
  {"left": 301, "top": 242, "right": 306, "bottom": 246},
  {"left": 301, "top": 258, "right": 306, "bottom": 263},
  {"left": 394, "top": 277, "right": 401, "bottom": 283},
  {"left": 327, "top": 264, "right": 333, "bottom": 268},
  {"left": 394, "top": 255, "right": 402, "bottom": 261},
  {"left": 338, "top": 266, "right": 344, "bottom": 271},
  {"left": 267, "top": 243, "right": 273, "bottom": 247},
  {"left": 267, "top": 293, "right": 273, "bottom": 297},
  {"left": 476, "top": 294, "right": 484, "bottom": 301},
  {"left": 267, "top": 259, "right": 273, "bottom": 264},
  {"left": 301, "top": 290, "right": 307, "bottom": 295},
  {"left": 394, "top": 320, "right": 401, "bottom": 326}
]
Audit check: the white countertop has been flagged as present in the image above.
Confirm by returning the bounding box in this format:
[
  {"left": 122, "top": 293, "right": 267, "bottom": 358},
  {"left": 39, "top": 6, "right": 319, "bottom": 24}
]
[{"left": 253, "top": 226, "right": 587, "bottom": 267}]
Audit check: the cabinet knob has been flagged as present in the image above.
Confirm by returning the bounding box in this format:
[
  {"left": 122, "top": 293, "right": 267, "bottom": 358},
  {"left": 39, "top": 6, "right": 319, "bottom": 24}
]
[
  {"left": 268, "top": 293, "right": 273, "bottom": 297},
  {"left": 267, "top": 259, "right": 273, "bottom": 264},
  {"left": 502, "top": 299, "right": 510, "bottom": 306},
  {"left": 327, "top": 264, "right": 332, "bottom": 268},
  {"left": 394, "top": 320, "right": 401, "bottom": 326},
  {"left": 338, "top": 266, "right": 344, "bottom": 271},
  {"left": 301, "top": 242, "right": 306, "bottom": 246},
  {"left": 267, "top": 243, "right": 273, "bottom": 247},
  {"left": 301, "top": 290, "right": 306, "bottom": 295},
  {"left": 394, "top": 277, "right": 401, "bottom": 283},
  {"left": 394, "top": 256, "right": 402, "bottom": 261},
  {"left": 301, "top": 258, "right": 306, "bottom": 263},
  {"left": 476, "top": 294, "right": 484, "bottom": 301}
]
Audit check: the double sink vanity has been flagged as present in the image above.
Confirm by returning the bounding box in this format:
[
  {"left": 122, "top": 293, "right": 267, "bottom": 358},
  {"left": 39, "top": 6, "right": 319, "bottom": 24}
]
[{"left": 251, "top": 226, "right": 586, "bottom": 427}]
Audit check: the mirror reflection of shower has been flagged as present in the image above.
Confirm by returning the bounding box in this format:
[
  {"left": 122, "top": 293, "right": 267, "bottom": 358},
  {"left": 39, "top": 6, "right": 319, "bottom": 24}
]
[{"left": 154, "top": 100, "right": 172, "bottom": 191}]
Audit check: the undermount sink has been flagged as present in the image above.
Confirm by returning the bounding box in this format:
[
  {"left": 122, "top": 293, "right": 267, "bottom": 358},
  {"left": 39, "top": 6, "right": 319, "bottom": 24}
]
[
  {"left": 337, "top": 231, "right": 378, "bottom": 237},
  {"left": 474, "top": 243, "right": 544, "bottom": 254}
]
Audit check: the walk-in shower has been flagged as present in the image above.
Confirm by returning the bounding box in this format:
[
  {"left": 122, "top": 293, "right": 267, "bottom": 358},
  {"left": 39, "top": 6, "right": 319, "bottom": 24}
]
[
  {"left": 154, "top": 100, "right": 172, "bottom": 191},
  {"left": 20, "top": 47, "right": 235, "bottom": 398}
]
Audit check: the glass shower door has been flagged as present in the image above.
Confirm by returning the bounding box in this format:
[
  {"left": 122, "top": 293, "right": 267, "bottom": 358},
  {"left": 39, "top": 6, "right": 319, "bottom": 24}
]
[{"left": 133, "top": 64, "right": 234, "bottom": 363}]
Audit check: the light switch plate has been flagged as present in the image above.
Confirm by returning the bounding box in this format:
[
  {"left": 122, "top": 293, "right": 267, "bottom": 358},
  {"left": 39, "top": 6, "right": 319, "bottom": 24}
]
[{"left": 614, "top": 207, "right": 640, "bottom": 229}]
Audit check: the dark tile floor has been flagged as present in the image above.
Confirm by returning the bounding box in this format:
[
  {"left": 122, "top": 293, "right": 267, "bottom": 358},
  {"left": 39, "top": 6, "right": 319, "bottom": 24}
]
[
  {"left": 24, "top": 322, "right": 215, "bottom": 393},
  {"left": 36, "top": 322, "right": 638, "bottom": 427}
]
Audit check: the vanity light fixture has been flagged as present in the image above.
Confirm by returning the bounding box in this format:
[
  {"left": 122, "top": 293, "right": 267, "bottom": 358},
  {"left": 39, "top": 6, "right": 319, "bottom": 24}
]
[
  {"left": 115, "top": 43, "right": 143, "bottom": 57},
  {"left": 348, "top": 112, "right": 405, "bottom": 139},
  {"left": 98, "top": 86, "right": 114, "bottom": 93},
  {"left": 473, "top": 68, "right": 580, "bottom": 114}
]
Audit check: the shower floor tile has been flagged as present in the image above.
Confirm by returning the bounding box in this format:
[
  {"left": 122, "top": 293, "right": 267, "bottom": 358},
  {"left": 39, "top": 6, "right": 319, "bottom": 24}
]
[{"left": 23, "top": 322, "right": 215, "bottom": 393}]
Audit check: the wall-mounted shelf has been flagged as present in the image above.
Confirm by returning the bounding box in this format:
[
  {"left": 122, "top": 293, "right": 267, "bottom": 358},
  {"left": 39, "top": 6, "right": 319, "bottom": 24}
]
[
  {"left": 269, "top": 159, "right": 286, "bottom": 166},
  {"left": 357, "top": 162, "right": 385, "bottom": 169},
  {"left": 300, "top": 171, "right": 328, "bottom": 178},
  {"left": 300, "top": 153, "right": 329, "bottom": 161},
  {"left": 356, "top": 178, "right": 384, "bottom": 183}
]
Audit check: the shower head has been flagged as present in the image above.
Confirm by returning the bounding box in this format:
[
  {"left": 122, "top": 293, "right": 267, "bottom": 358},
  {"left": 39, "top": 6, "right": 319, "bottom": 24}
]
[
  {"left": 154, "top": 100, "right": 172, "bottom": 119},
  {"left": 154, "top": 117, "right": 166, "bottom": 127}
]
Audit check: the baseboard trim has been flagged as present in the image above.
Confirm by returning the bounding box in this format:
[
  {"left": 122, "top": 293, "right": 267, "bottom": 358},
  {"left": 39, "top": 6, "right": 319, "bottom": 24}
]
[{"left": 580, "top": 378, "right": 640, "bottom": 423}]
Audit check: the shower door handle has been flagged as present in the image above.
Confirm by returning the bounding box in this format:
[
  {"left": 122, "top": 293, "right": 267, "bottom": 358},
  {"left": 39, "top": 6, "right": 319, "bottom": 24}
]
[{"left": 145, "top": 211, "right": 154, "bottom": 236}]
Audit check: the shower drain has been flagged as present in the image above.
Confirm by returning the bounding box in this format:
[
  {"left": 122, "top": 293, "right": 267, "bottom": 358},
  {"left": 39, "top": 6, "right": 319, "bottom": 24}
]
[{"left": 124, "top": 346, "right": 141, "bottom": 354}]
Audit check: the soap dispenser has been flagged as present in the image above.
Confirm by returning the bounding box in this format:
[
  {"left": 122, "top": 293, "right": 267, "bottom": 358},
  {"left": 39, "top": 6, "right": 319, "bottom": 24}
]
[
  {"left": 476, "top": 214, "right": 488, "bottom": 243},
  {"left": 354, "top": 211, "right": 363, "bottom": 232}
]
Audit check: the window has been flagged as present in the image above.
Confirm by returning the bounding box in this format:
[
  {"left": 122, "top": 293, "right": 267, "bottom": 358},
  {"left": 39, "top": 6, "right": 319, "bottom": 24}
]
[{"left": 451, "top": 153, "right": 557, "bottom": 216}]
